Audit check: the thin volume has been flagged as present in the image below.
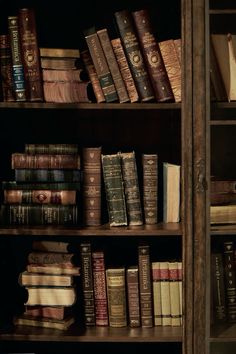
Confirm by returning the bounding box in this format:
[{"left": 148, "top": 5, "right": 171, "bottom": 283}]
[{"left": 0, "top": 34, "right": 15, "bottom": 101}]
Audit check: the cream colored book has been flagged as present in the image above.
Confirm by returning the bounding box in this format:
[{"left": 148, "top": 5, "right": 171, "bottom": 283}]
[
  {"left": 163, "top": 162, "right": 181, "bottom": 223},
  {"left": 168, "top": 262, "right": 181, "bottom": 326},
  {"left": 210, "top": 204, "right": 236, "bottom": 224}
]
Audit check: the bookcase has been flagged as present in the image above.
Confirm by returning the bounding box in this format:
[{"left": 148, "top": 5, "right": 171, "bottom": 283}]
[{"left": 0, "top": 0, "right": 194, "bottom": 354}]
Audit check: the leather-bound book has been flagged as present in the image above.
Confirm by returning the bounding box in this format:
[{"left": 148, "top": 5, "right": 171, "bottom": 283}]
[
  {"left": 18, "top": 8, "right": 44, "bottom": 101},
  {"left": 11, "top": 153, "right": 81, "bottom": 169},
  {"left": 142, "top": 154, "right": 158, "bottom": 224},
  {"left": 0, "top": 34, "right": 15, "bottom": 101},
  {"left": 132, "top": 9, "right": 174, "bottom": 102},
  {"left": 126, "top": 266, "right": 141, "bottom": 327},
  {"left": 114, "top": 10, "right": 154, "bottom": 102}
]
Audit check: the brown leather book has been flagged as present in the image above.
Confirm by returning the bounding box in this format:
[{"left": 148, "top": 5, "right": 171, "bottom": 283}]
[
  {"left": 27, "top": 251, "right": 78, "bottom": 265},
  {"left": 18, "top": 8, "right": 44, "bottom": 101},
  {"left": 24, "top": 305, "right": 73, "bottom": 321},
  {"left": 11, "top": 153, "right": 81, "bottom": 169},
  {"left": 43, "top": 81, "right": 91, "bottom": 103},
  {"left": 0, "top": 34, "right": 15, "bottom": 101},
  {"left": 142, "top": 154, "right": 158, "bottom": 224},
  {"left": 126, "top": 266, "right": 141, "bottom": 327},
  {"left": 114, "top": 10, "right": 154, "bottom": 102},
  {"left": 132, "top": 9, "right": 174, "bottom": 102}
]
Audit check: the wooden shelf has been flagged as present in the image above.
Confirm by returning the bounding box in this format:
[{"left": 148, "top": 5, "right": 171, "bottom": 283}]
[{"left": 211, "top": 323, "right": 236, "bottom": 342}]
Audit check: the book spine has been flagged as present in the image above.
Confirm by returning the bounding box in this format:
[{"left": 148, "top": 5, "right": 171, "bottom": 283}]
[
  {"left": 25, "top": 144, "right": 79, "bottom": 155},
  {"left": 211, "top": 180, "right": 236, "bottom": 193},
  {"left": 126, "top": 266, "right": 141, "bottom": 327},
  {"left": 0, "top": 34, "right": 15, "bottom": 101},
  {"left": 4, "top": 190, "right": 77, "bottom": 204},
  {"left": 151, "top": 262, "right": 162, "bottom": 326},
  {"left": 2, "top": 181, "right": 81, "bottom": 190},
  {"left": 14, "top": 169, "right": 81, "bottom": 182},
  {"left": 159, "top": 261, "right": 171, "bottom": 325},
  {"left": 211, "top": 253, "right": 227, "bottom": 323},
  {"left": 92, "top": 251, "right": 109, "bottom": 326},
  {"left": 138, "top": 244, "right": 153, "bottom": 327},
  {"left": 111, "top": 38, "right": 139, "bottom": 103},
  {"left": 82, "top": 147, "right": 102, "bottom": 226},
  {"left": 85, "top": 31, "right": 118, "bottom": 103},
  {"left": 168, "top": 262, "right": 181, "bottom": 326},
  {"left": 80, "top": 242, "right": 96, "bottom": 326},
  {"left": 18, "top": 8, "right": 44, "bottom": 101},
  {"left": 177, "top": 261, "right": 183, "bottom": 324},
  {"left": 114, "top": 10, "right": 154, "bottom": 102},
  {"left": 24, "top": 305, "right": 72, "bottom": 320},
  {"left": 223, "top": 241, "right": 236, "bottom": 322},
  {"left": 142, "top": 154, "right": 158, "bottom": 224},
  {"left": 27, "top": 252, "right": 76, "bottom": 265},
  {"left": 11, "top": 153, "right": 81, "bottom": 169},
  {"left": 120, "top": 151, "right": 143, "bottom": 225},
  {"left": 106, "top": 267, "right": 127, "bottom": 327},
  {"left": 32, "top": 240, "right": 71, "bottom": 253},
  {"left": 132, "top": 9, "right": 174, "bottom": 103},
  {"left": 81, "top": 50, "right": 105, "bottom": 103},
  {"left": 101, "top": 153, "right": 127, "bottom": 226},
  {"left": 97, "top": 29, "right": 130, "bottom": 103},
  {"left": 8, "top": 16, "right": 26, "bottom": 101},
  {"left": 0, "top": 204, "right": 78, "bottom": 225}
]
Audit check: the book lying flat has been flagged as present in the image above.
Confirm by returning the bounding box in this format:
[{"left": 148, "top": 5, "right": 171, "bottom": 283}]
[
  {"left": 26, "top": 263, "right": 80, "bottom": 275},
  {"left": 25, "top": 286, "right": 77, "bottom": 306},
  {"left": 14, "top": 314, "right": 75, "bottom": 330},
  {"left": 19, "top": 271, "right": 75, "bottom": 287},
  {"left": 24, "top": 305, "right": 73, "bottom": 320}
]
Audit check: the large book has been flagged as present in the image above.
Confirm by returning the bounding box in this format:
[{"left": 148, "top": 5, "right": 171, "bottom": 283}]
[
  {"left": 82, "top": 147, "right": 102, "bottom": 226},
  {"left": 25, "top": 144, "right": 79, "bottom": 155},
  {"left": 43, "top": 81, "right": 91, "bottom": 103},
  {"left": 138, "top": 244, "right": 153, "bottom": 327},
  {"left": 142, "top": 153, "right": 158, "bottom": 224},
  {"left": 11, "top": 153, "right": 81, "bottom": 169},
  {"left": 42, "top": 69, "right": 84, "bottom": 82},
  {"left": 24, "top": 305, "right": 73, "bottom": 320},
  {"left": 106, "top": 267, "right": 127, "bottom": 327},
  {"left": 2, "top": 181, "right": 81, "bottom": 191},
  {"left": 126, "top": 266, "right": 141, "bottom": 327},
  {"left": 101, "top": 153, "right": 127, "bottom": 226},
  {"left": 0, "top": 204, "right": 78, "bottom": 225},
  {"left": 18, "top": 8, "right": 44, "bottom": 101},
  {"left": 24, "top": 286, "right": 76, "bottom": 306},
  {"left": 132, "top": 9, "right": 174, "bottom": 102},
  {"left": 163, "top": 162, "right": 181, "bottom": 223},
  {"left": 211, "top": 253, "right": 227, "bottom": 323},
  {"left": 4, "top": 189, "right": 77, "bottom": 205},
  {"left": 120, "top": 151, "right": 143, "bottom": 226},
  {"left": 39, "top": 47, "right": 80, "bottom": 58},
  {"left": 97, "top": 28, "right": 130, "bottom": 103},
  {"left": 223, "top": 241, "right": 236, "bottom": 322},
  {"left": 14, "top": 314, "right": 75, "bottom": 330},
  {"left": 168, "top": 261, "right": 181, "bottom": 326},
  {"left": 0, "top": 34, "right": 15, "bottom": 101},
  {"left": 114, "top": 9, "right": 154, "bottom": 102},
  {"left": 26, "top": 263, "right": 80, "bottom": 275},
  {"left": 18, "top": 271, "right": 75, "bottom": 287},
  {"left": 151, "top": 261, "right": 162, "bottom": 326},
  {"left": 159, "top": 261, "right": 171, "bottom": 326},
  {"left": 14, "top": 169, "right": 81, "bottom": 182},
  {"left": 84, "top": 27, "right": 118, "bottom": 103},
  {"left": 111, "top": 38, "right": 139, "bottom": 103},
  {"left": 8, "top": 15, "right": 26, "bottom": 101}
]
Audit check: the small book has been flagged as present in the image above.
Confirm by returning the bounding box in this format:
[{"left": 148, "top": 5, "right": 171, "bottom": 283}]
[
  {"left": 14, "top": 314, "right": 75, "bottom": 330},
  {"left": 18, "top": 271, "right": 75, "bottom": 287},
  {"left": 40, "top": 47, "right": 80, "bottom": 58}
]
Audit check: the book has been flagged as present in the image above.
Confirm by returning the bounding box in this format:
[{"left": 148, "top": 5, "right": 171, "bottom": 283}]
[
  {"left": 43, "top": 81, "right": 91, "bottom": 103},
  {"left": 97, "top": 28, "right": 130, "bottom": 103},
  {"left": 126, "top": 266, "right": 141, "bottom": 327},
  {"left": 211, "top": 179, "right": 236, "bottom": 193},
  {"left": 168, "top": 261, "right": 181, "bottom": 326},
  {"left": 106, "top": 267, "right": 127, "bottom": 327},
  {"left": 40, "top": 57, "right": 79, "bottom": 70},
  {"left": 25, "top": 286, "right": 76, "bottom": 306},
  {"left": 4, "top": 190, "right": 77, "bottom": 205},
  {"left": 211, "top": 253, "right": 227, "bottom": 323},
  {"left": 0, "top": 204, "right": 78, "bottom": 225},
  {"left": 14, "top": 314, "right": 75, "bottom": 330},
  {"left": 42, "top": 69, "right": 84, "bottom": 82},
  {"left": 31, "top": 240, "right": 73, "bottom": 253},
  {"left": 27, "top": 251, "right": 78, "bottom": 265},
  {"left": 14, "top": 169, "right": 81, "bottom": 182},
  {"left": 82, "top": 147, "right": 102, "bottom": 226},
  {"left": 142, "top": 153, "right": 158, "bottom": 224},
  {"left": 138, "top": 244, "right": 153, "bottom": 327},
  {"left": 209, "top": 37, "right": 227, "bottom": 101},
  {"left": 210, "top": 205, "right": 236, "bottom": 224},
  {"left": 26, "top": 263, "right": 80, "bottom": 275},
  {"left": 159, "top": 261, "right": 171, "bottom": 326},
  {"left": 25, "top": 144, "right": 79, "bottom": 155},
  {"left": 132, "top": 9, "right": 174, "bottom": 102},
  {"left": 114, "top": 9, "right": 154, "bottom": 102},
  {"left": 0, "top": 34, "right": 15, "bottom": 101},
  {"left": 120, "top": 151, "right": 143, "bottom": 225},
  {"left": 101, "top": 153, "right": 127, "bottom": 226},
  {"left": 39, "top": 47, "right": 80, "bottom": 58},
  {"left": 223, "top": 241, "right": 236, "bottom": 322},
  {"left": 11, "top": 153, "right": 81, "bottom": 169},
  {"left": 2, "top": 181, "right": 81, "bottom": 190},
  {"left": 163, "top": 162, "right": 181, "bottom": 223},
  {"left": 84, "top": 27, "right": 118, "bottom": 103},
  {"left": 8, "top": 15, "right": 26, "bottom": 101},
  {"left": 24, "top": 305, "right": 73, "bottom": 320},
  {"left": 151, "top": 262, "right": 162, "bottom": 326},
  {"left": 111, "top": 38, "right": 139, "bottom": 103},
  {"left": 210, "top": 192, "right": 236, "bottom": 206},
  {"left": 18, "top": 8, "right": 44, "bottom": 101},
  {"left": 18, "top": 271, "right": 75, "bottom": 287}
]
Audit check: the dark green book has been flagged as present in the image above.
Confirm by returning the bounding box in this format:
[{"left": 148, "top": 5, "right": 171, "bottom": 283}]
[
  {"left": 15, "top": 169, "right": 81, "bottom": 182},
  {"left": 2, "top": 181, "right": 81, "bottom": 190}
]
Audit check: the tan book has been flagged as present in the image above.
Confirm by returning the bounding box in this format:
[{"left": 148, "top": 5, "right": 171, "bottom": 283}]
[
  {"left": 26, "top": 264, "right": 80, "bottom": 275},
  {"left": 159, "top": 261, "right": 171, "bottom": 326},
  {"left": 210, "top": 204, "right": 236, "bottom": 224},
  {"left": 168, "top": 262, "right": 181, "bottom": 326},
  {"left": 14, "top": 314, "right": 75, "bottom": 330},
  {"left": 151, "top": 262, "right": 162, "bottom": 326},
  {"left": 40, "top": 47, "right": 80, "bottom": 58},
  {"left": 163, "top": 162, "right": 181, "bottom": 223},
  {"left": 19, "top": 271, "right": 74, "bottom": 287},
  {"left": 25, "top": 286, "right": 76, "bottom": 306}
]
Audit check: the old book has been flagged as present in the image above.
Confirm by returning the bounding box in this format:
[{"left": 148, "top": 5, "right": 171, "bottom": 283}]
[
  {"left": 132, "top": 9, "right": 174, "bottom": 102},
  {"left": 84, "top": 28, "right": 118, "bottom": 103},
  {"left": 80, "top": 242, "right": 96, "bottom": 326},
  {"left": 126, "top": 266, "right": 141, "bottom": 327},
  {"left": 159, "top": 261, "right": 171, "bottom": 326},
  {"left": 25, "top": 144, "right": 79, "bottom": 155},
  {"left": 2, "top": 181, "right": 81, "bottom": 190},
  {"left": 25, "top": 286, "right": 76, "bottom": 306},
  {"left": 40, "top": 47, "right": 80, "bottom": 58},
  {"left": 0, "top": 204, "right": 78, "bottom": 225},
  {"left": 11, "top": 153, "right": 81, "bottom": 169},
  {"left": 92, "top": 251, "right": 109, "bottom": 326},
  {"left": 82, "top": 147, "right": 102, "bottom": 226},
  {"left": 8, "top": 15, "right": 26, "bottom": 101},
  {"left": 114, "top": 10, "right": 154, "bottom": 102},
  {"left": 120, "top": 151, "right": 143, "bottom": 225},
  {"left": 81, "top": 50, "right": 105, "bottom": 103},
  {"left": 40, "top": 57, "right": 79, "bottom": 70},
  {"left": 31, "top": 240, "right": 72, "bottom": 253},
  {"left": 142, "top": 154, "right": 158, "bottom": 224},
  {"left": 27, "top": 251, "right": 78, "bottom": 265},
  {"left": 174, "top": 39, "right": 181, "bottom": 64},
  {"left": 43, "top": 81, "right": 91, "bottom": 103},
  {"left": 211, "top": 179, "right": 236, "bottom": 193},
  {"left": 151, "top": 262, "right": 162, "bottom": 326},
  {"left": 177, "top": 261, "right": 183, "bottom": 325},
  {"left": 211, "top": 253, "right": 227, "bottom": 323},
  {"left": 210, "top": 192, "right": 236, "bottom": 206},
  {"left": 42, "top": 69, "right": 84, "bottom": 82},
  {"left": 4, "top": 190, "right": 77, "bottom": 205},
  {"left": 18, "top": 271, "right": 75, "bottom": 287},
  {"left": 26, "top": 263, "right": 80, "bottom": 275},
  {"left": 223, "top": 241, "right": 236, "bottom": 322},
  {"left": 163, "top": 162, "right": 181, "bottom": 223},
  {"left": 18, "top": 8, "right": 44, "bottom": 101},
  {"left": 111, "top": 38, "right": 139, "bottom": 103},
  {"left": 211, "top": 33, "right": 236, "bottom": 102},
  {"left": 97, "top": 28, "right": 129, "bottom": 103},
  {"left": 210, "top": 205, "right": 236, "bottom": 224},
  {"left": 106, "top": 267, "right": 127, "bottom": 327},
  {"left": 168, "top": 262, "right": 181, "bottom": 326},
  {"left": 24, "top": 305, "right": 73, "bottom": 320},
  {"left": 14, "top": 314, "right": 75, "bottom": 330},
  {"left": 0, "top": 34, "right": 15, "bottom": 101},
  {"left": 14, "top": 169, "right": 81, "bottom": 182},
  {"left": 101, "top": 153, "right": 127, "bottom": 226},
  {"left": 159, "top": 39, "right": 181, "bottom": 103},
  {"left": 138, "top": 244, "right": 153, "bottom": 327}
]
